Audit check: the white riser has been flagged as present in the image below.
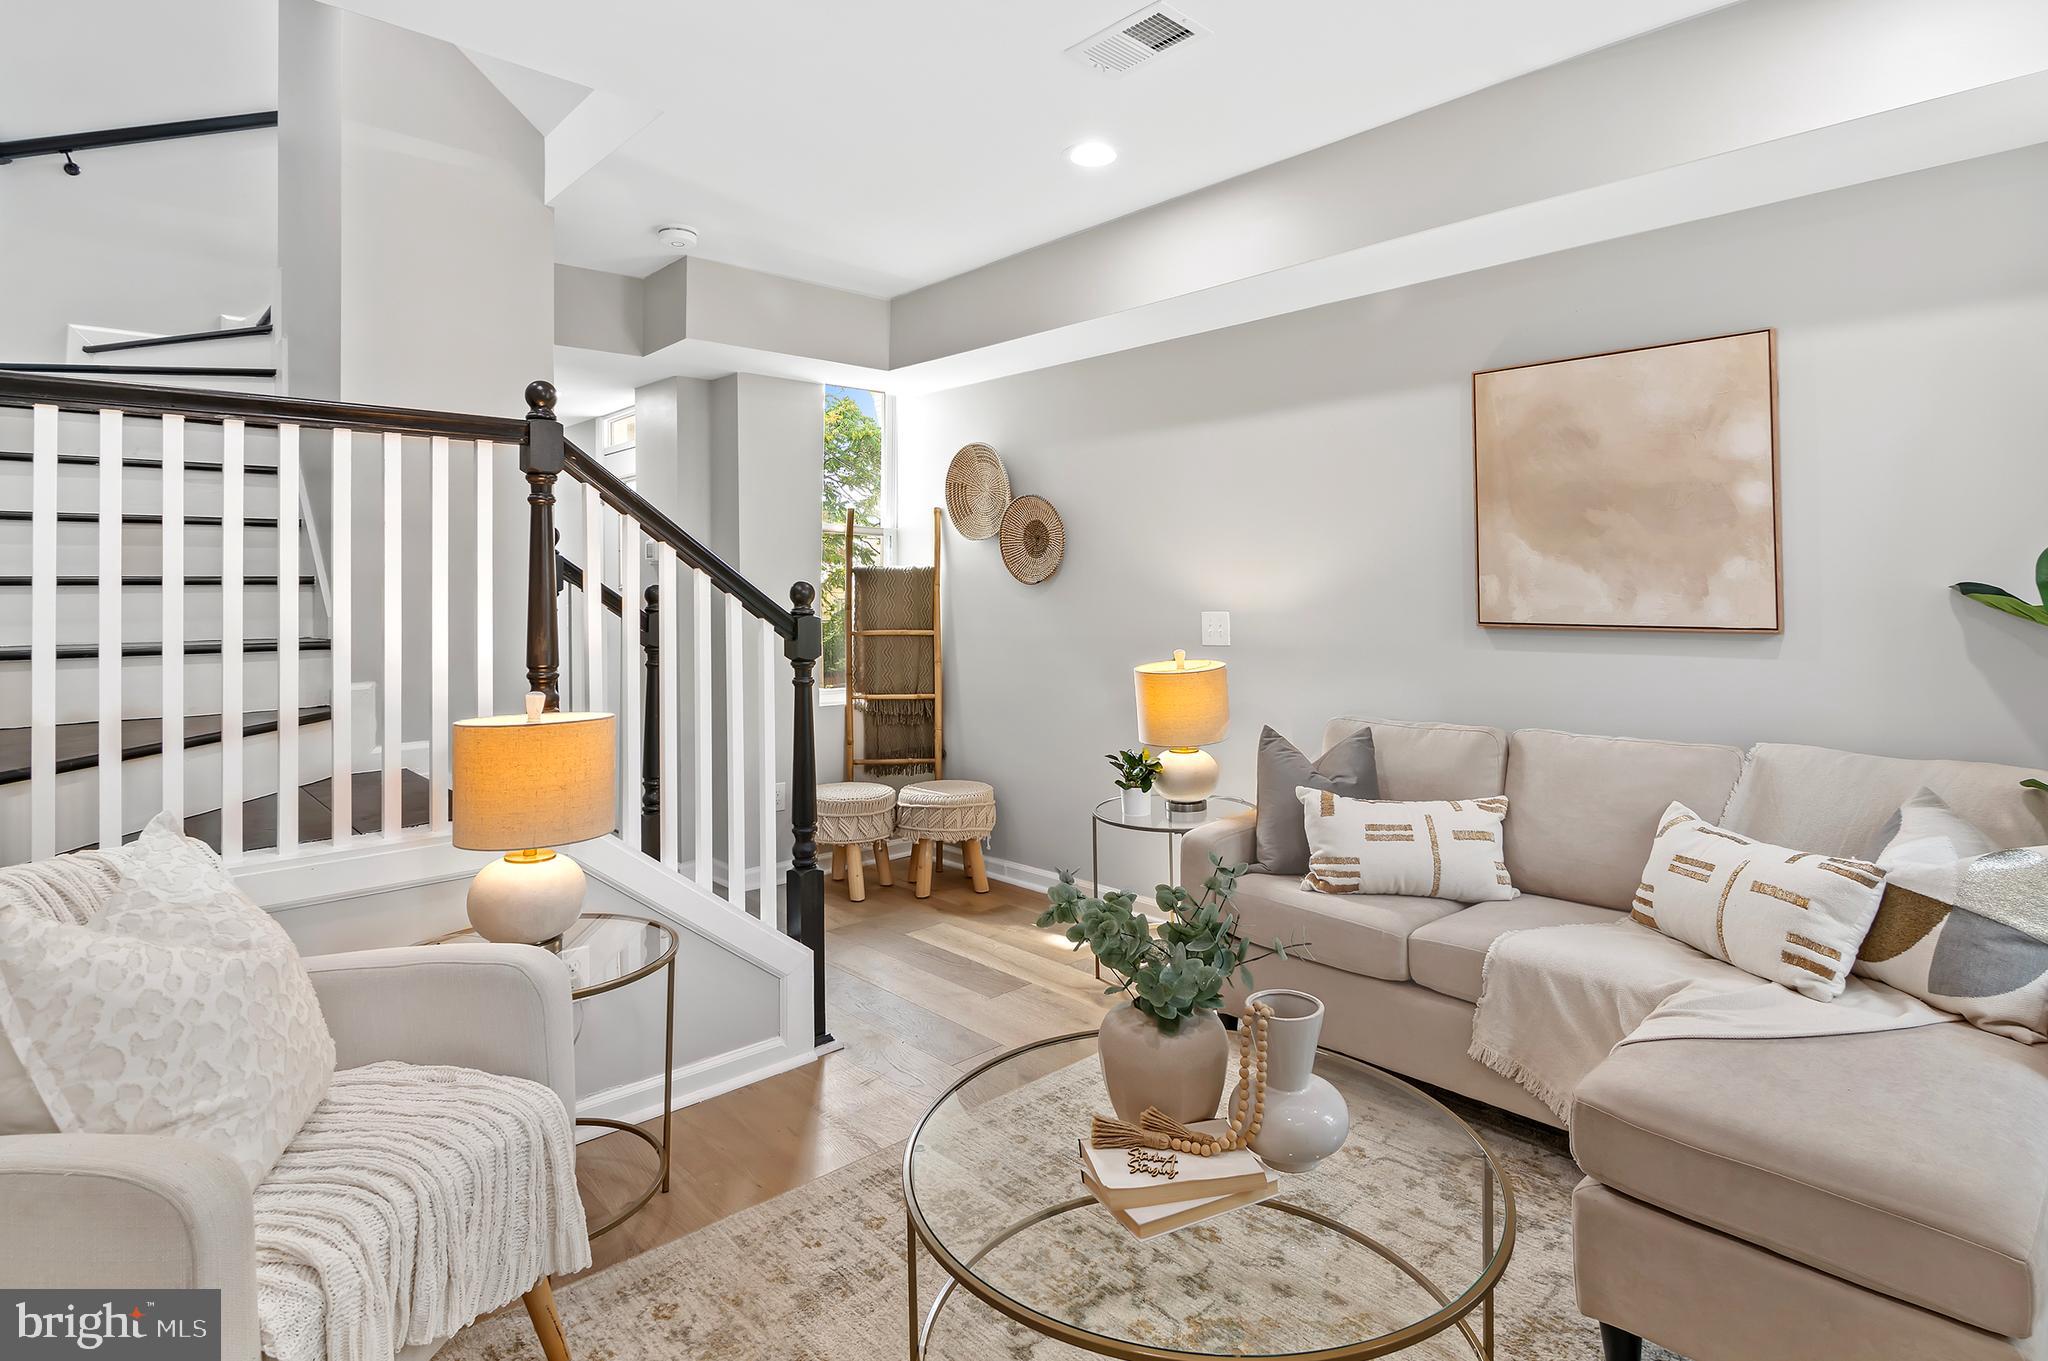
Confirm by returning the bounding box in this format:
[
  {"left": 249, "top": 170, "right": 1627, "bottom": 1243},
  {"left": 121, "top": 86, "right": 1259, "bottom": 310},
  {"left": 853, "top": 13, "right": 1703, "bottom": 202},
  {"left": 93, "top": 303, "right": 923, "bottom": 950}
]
[
  {"left": 0, "top": 522, "right": 289, "bottom": 576},
  {"left": 0, "top": 718, "right": 336, "bottom": 867},
  {"left": 0, "top": 581, "right": 324, "bottom": 644},
  {"left": 0, "top": 650, "right": 334, "bottom": 723},
  {"left": 0, "top": 462, "right": 286, "bottom": 519},
  {"left": 0, "top": 411, "right": 295, "bottom": 465}
]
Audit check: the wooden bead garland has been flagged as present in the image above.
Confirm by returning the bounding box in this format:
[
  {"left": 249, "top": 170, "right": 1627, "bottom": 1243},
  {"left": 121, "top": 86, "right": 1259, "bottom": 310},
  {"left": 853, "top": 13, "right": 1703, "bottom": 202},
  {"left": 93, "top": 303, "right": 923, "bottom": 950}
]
[{"left": 1089, "top": 1001, "right": 1272, "bottom": 1156}]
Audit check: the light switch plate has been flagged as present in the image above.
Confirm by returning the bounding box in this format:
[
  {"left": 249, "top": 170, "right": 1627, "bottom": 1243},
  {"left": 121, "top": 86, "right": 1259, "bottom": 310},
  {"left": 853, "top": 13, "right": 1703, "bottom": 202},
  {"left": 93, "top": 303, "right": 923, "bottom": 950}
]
[{"left": 1201, "top": 611, "right": 1231, "bottom": 647}]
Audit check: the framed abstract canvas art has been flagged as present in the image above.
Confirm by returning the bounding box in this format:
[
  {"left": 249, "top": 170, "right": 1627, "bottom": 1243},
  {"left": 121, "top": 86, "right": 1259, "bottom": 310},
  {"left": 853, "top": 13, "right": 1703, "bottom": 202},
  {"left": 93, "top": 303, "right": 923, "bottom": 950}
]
[{"left": 1472, "top": 330, "right": 1781, "bottom": 632}]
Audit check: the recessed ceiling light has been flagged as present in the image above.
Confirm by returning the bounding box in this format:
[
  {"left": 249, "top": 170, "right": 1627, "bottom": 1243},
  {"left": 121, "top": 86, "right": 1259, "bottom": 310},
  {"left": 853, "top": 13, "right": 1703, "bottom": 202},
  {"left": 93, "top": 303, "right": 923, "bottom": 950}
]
[{"left": 1067, "top": 140, "right": 1118, "bottom": 169}]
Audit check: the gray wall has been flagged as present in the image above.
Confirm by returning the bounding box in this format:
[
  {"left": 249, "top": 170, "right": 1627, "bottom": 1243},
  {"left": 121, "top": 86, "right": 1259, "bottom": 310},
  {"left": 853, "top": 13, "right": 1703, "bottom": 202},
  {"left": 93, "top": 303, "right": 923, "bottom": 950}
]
[{"left": 895, "top": 146, "right": 2048, "bottom": 895}]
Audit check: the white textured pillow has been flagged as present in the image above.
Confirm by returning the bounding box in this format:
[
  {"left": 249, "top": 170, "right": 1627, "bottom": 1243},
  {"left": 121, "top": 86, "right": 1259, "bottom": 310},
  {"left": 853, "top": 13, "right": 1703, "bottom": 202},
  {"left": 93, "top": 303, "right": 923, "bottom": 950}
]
[
  {"left": 1634, "top": 801, "right": 1886, "bottom": 1001},
  {"left": 1298, "top": 789, "right": 1517, "bottom": 901},
  {"left": 0, "top": 815, "right": 334, "bottom": 1185}
]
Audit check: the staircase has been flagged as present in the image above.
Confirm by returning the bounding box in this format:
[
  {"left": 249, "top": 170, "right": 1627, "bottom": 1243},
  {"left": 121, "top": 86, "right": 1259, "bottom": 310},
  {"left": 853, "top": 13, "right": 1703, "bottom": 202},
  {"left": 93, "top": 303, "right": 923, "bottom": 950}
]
[
  {"left": 0, "top": 308, "right": 283, "bottom": 396},
  {"left": 0, "top": 371, "right": 829, "bottom": 1048}
]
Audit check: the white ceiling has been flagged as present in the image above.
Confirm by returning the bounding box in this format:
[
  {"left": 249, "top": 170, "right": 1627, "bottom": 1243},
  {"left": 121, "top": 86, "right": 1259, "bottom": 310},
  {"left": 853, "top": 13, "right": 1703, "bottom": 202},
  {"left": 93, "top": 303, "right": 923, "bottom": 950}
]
[{"left": 328, "top": 0, "right": 1737, "bottom": 298}]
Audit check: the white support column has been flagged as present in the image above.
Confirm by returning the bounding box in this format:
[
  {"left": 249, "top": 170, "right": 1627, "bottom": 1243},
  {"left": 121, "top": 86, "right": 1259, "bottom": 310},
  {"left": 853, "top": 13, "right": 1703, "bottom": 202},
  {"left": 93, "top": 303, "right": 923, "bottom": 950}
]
[
  {"left": 97, "top": 409, "right": 123, "bottom": 850},
  {"left": 757, "top": 616, "right": 778, "bottom": 926},
  {"left": 328, "top": 430, "right": 353, "bottom": 846},
  {"left": 220, "top": 418, "right": 245, "bottom": 860},
  {"left": 725, "top": 593, "right": 745, "bottom": 909},
  {"left": 657, "top": 544, "right": 680, "bottom": 872},
  {"left": 276, "top": 425, "right": 301, "bottom": 853},
  {"left": 618, "top": 520, "right": 642, "bottom": 851},
  {"left": 692, "top": 569, "right": 712, "bottom": 893},
  {"left": 474, "top": 441, "right": 494, "bottom": 719},
  {"left": 161, "top": 415, "right": 186, "bottom": 824},
  {"left": 429, "top": 435, "right": 450, "bottom": 834},
  {"left": 381, "top": 432, "right": 403, "bottom": 839},
  {"left": 29, "top": 405, "right": 59, "bottom": 861}
]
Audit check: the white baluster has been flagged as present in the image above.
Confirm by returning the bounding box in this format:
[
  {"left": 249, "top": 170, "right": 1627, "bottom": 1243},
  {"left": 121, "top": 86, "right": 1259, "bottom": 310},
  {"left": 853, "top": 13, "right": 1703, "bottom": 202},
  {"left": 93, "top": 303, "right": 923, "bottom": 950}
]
[
  {"left": 220, "top": 418, "right": 244, "bottom": 860},
  {"left": 693, "top": 569, "right": 712, "bottom": 893},
  {"left": 583, "top": 483, "right": 603, "bottom": 715},
  {"left": 618, "top": 519, "right": 642, "bottom": 850},
  {"left": 474, "top": 441, "right": 494, "bottom": 719},
  {"left": 381, "top": 432, "right": 402, "bottom": 839},
  {"left": 98, "top": 410, "right": 123, "bottom": 850},
  {"left": 29, "top": 404, "right": 58, "bottom": 861},
  {"left": 276, "top": 425, "right": 300, "bottom": 854},
  {"left": 725, "top": 593, "right": 745, "bottom": 909},
  {"left": 161, "top": 416, "right": 185, "bottom": 824},
  {"left": 758, "top": 616, "right": 778, "bottom": 926},
  {"left": 429, "top": 435, "right": 449, "bottom": 833},
  {"left": 329, "top": 430, "right": 353, "bottom": 846},
  {"left": 657, "top": 544, "right": 679, "bottom": 872}
]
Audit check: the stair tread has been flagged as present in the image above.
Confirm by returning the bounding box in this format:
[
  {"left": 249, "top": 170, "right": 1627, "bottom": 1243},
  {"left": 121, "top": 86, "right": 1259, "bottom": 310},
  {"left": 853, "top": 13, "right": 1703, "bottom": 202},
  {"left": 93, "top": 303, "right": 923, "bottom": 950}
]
[
  {"left": 0, "top": 574, "right": 318, "bottom": 587},
  {"left": 66, "top": 771, "right": 434, "bottom": 855},
  {"left": 0, "top": 706, "right": 334, "bottom": 784},
  {"left": 0, "top": 511, "right": 284, "bottom": 527},
  {"left": 0, "top": 639, "right": 334, "bottom": 661},
  {"left": 0, "top": 451, "right": 282, "bottom": 475}
]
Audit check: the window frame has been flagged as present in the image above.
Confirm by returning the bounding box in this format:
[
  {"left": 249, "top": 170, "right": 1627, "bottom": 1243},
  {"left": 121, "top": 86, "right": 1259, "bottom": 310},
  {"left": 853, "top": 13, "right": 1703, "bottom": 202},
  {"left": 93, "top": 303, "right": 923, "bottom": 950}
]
[
  {"left": 819, "top": 387, "right": 893, "bottom": 708},
  {"left": 598, "top": 408, "right": 637, "bottom": 456}
]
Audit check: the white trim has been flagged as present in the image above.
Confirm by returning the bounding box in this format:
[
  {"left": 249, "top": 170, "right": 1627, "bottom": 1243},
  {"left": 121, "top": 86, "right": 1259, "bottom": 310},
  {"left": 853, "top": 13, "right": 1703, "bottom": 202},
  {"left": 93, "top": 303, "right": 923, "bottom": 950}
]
[{"left": 571, "top": 1034, "right": 842, "bottom": 1140}]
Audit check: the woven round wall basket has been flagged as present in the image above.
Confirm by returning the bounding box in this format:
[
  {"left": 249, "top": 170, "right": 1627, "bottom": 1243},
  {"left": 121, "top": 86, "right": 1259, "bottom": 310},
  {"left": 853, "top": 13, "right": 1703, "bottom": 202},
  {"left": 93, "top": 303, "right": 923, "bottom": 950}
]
[
  {"left": 944, "top": 443, "right": 1010, "bottom": 540},
  {"left": 998, "top": 495, "right": 1065, "bottom": 585}
]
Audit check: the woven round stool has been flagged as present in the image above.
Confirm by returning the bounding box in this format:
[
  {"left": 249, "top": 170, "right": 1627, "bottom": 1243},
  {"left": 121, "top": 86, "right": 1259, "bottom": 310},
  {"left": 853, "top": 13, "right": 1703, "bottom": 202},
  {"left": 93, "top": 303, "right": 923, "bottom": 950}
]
[
  {"left": 896, "top": 779, "right": 997, "bottom": 898},
  {"left": 817, "top": 781, "right": 897, "bottom": 903}
]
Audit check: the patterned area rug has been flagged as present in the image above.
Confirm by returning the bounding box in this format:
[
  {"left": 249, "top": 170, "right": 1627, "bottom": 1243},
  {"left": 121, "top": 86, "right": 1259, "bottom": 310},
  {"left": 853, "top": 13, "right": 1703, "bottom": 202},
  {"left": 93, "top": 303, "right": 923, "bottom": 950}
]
[{"left": 443, "top": 1055, "right": 1682, "bottom": 1360}]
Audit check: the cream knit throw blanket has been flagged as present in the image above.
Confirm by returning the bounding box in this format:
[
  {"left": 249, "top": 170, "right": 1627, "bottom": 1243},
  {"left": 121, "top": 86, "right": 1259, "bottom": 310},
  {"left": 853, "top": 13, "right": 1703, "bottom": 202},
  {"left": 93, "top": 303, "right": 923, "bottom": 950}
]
[{"left": 254, "top": 1062, "right": 591, "bottom": 1361}]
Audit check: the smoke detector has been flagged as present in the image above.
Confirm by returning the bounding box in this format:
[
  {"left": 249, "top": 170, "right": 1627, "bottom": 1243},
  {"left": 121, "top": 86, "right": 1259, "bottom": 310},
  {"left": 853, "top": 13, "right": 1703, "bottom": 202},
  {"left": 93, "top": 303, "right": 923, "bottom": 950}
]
[
  {"left": 655, "top": 225, "right": 699, "bottom": 253},
  {"left": 1066, "top": 5, "right": 1207, "bottom": 76}
]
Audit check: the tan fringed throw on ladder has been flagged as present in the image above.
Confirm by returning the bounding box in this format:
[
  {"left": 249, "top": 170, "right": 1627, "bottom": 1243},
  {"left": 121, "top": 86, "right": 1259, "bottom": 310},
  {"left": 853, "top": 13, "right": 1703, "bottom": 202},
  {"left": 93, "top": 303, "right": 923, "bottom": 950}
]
[{"left": 844, "top": 508, "right": 943, "bottom": 784}]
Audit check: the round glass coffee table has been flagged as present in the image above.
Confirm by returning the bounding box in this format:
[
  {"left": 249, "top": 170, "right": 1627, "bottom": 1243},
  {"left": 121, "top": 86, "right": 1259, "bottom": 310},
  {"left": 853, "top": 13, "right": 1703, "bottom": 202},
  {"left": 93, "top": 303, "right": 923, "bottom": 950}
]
[{"left": 902, "top": 1032, "right": 1513, "bottom": 1359}]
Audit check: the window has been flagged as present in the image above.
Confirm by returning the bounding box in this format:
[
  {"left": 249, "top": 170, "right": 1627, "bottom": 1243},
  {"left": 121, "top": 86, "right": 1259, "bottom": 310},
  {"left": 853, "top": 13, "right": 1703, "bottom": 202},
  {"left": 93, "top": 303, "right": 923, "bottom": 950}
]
[
  {"left": 600, "top": 409, "right": 637, "bottom": 454},
  {"left": 820, "top": 385, "right": 888, "bottom": 697}
]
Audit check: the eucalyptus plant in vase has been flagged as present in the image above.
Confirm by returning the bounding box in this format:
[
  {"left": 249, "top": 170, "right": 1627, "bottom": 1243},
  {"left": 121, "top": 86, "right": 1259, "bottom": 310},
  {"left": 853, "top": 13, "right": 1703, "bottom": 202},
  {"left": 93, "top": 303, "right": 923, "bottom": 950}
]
[{"left": 1039, "top": 856, "right": 1290, "bottom": 1123}]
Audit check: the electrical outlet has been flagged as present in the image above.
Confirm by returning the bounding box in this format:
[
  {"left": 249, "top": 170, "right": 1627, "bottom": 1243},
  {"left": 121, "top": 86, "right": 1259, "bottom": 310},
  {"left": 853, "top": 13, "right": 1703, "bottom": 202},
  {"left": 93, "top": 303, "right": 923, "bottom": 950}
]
[
  {"left": 775, "top": 780, "right": 788, "bottom": 811},
  {"left": 561, "top": 945, "right": 594, "bottom": 990},
  {"left": 1201, "top": 611, "right": 1231, "bottom": 646}
]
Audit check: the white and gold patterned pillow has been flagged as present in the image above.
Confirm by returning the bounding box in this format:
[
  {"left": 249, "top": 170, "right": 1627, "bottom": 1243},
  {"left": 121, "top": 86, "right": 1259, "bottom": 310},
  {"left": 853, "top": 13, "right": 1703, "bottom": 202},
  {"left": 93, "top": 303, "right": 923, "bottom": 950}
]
[
  {"left": 1633, "top": 801, "right": 1885, "bottom": 1001},
  {"left": 0, "top": 814, "right": 334, "bottom": 1186},
  {"left": 1297, "top": 789, "right": 1517, "bottom": 902}
]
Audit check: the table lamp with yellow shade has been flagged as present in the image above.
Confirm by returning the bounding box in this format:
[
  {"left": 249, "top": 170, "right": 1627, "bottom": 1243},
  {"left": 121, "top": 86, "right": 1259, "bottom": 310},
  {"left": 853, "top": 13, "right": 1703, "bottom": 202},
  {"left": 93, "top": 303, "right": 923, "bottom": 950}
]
[
  {"left": 453, "top": 693, "right": 616, "bottom": 947},
  {"left": 1133, "top": 649, "right": 1229, "bottom": 817}
]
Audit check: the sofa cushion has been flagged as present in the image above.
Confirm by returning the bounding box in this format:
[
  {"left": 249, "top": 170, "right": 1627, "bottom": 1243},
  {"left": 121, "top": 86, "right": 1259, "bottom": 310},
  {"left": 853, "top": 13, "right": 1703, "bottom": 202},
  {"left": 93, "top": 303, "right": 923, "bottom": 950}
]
[
  {"left": 1504, "top": 728, "right": 1744, "bottom": 910},
  {"left": 1723, "top": 742, "right": 2048, "bottom": 859},
  {"left": 1573, "top": 1021, "right": 2048, "bottom": 1337},
  {"left": 1320, "top": 718, "right": 1507, "bottom": 801},
  {"left": 1408, "top": 896, "right": 1624, "bottom": 1003},
  {"left": 1227, "top": 872, "right": 1462, "bottom": 982}
]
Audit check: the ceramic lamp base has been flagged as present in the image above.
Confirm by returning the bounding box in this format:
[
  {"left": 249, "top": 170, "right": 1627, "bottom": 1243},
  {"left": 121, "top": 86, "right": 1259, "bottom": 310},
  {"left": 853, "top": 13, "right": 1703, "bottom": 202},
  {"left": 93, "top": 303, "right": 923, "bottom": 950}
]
[
  {"left": 468, "top": 849, "right": 585, "bottom": 947},
  {"left": 1157, "top": 746, "right": 1219, "bottom": 816}
]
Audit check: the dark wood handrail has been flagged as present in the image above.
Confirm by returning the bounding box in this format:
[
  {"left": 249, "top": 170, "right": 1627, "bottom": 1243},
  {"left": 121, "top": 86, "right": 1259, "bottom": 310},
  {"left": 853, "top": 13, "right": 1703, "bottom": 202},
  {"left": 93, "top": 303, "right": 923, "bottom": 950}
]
[
  {"left": 0, "top": 112, "right": 278, "bottom": 165},
  {"left": 83, "top": 317, "right": 273, "bottom": 355},
  {"left": 0, "top": 371, "right": 531, "bottom": 441}
]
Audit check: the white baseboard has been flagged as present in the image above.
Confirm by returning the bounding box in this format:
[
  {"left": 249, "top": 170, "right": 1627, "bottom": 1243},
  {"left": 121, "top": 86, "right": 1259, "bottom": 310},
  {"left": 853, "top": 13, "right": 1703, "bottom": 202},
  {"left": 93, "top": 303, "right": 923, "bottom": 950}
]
[{"left": 573, "top": 1033, "right": 843, "bottom": 1140}]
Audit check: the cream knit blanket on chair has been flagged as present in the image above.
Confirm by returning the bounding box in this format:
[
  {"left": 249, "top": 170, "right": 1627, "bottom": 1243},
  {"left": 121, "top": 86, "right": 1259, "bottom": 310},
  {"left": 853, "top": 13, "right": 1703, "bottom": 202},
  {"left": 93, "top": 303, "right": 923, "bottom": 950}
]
[{"left": 254, "top": 1062, "right": 591, "bottom": 1361}]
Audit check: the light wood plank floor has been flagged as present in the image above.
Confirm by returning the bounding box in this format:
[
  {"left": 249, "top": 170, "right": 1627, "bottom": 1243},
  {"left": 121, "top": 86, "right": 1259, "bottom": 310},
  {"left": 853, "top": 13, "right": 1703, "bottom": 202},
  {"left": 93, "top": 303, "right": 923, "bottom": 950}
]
[{"left": 567, "top": 854, "right": 1110, "bottom": 1279}]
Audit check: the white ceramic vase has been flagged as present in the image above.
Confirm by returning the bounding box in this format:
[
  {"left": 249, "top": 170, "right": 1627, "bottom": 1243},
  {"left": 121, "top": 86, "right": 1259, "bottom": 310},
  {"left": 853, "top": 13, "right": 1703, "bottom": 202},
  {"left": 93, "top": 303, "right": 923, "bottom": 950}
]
[
  {"left": 1098, "top": 1003, "right": 1228, "bottom": 1124},
  {"left": 1238, "top": 988, "right": 1349, "bottom": 1173},
  {"left": 1120, "top": 788, "right": 1153, "bottom": 820}
]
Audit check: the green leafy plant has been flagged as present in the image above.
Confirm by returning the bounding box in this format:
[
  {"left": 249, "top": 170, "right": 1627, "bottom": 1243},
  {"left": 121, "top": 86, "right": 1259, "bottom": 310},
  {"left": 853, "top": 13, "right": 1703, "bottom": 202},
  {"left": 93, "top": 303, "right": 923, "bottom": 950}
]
[
  {"left": 1954, "top": 546, "right": 2048, "bottom": 629},
  {"left": 1105, "top": 747, "right": 1164, "bottom": 793},
  {"left": 1037, "top": 857, "right": 1294, "bottom": 1031}
]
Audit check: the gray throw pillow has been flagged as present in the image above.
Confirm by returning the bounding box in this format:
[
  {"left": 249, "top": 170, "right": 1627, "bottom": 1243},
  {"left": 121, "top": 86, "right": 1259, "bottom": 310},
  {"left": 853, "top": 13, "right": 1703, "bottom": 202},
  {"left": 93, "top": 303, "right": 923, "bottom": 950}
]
[{"left": 1250, "top": 725, "right": 1379, "bottom": 875}]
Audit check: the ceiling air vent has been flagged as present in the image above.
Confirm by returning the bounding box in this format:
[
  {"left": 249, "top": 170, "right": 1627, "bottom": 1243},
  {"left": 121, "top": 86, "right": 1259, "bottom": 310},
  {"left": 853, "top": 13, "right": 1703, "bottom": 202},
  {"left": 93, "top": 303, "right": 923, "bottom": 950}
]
[{"left": 1067, "top": 5, "right": 1208, "bottom": 76}]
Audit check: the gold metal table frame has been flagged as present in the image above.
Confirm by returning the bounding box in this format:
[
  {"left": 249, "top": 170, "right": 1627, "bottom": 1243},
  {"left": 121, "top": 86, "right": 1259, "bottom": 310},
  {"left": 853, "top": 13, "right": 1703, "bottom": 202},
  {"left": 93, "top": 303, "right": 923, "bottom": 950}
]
[{"left": 901, "top": 1032, "right": 1516, "bottom": 1360}]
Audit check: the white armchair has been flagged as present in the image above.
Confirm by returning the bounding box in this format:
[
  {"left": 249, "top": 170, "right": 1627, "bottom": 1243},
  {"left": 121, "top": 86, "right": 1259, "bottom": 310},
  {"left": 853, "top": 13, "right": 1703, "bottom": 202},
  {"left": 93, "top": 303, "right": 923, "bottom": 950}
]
[{"left": 0, "top": 941, "right": 579, "bottom": 1361}]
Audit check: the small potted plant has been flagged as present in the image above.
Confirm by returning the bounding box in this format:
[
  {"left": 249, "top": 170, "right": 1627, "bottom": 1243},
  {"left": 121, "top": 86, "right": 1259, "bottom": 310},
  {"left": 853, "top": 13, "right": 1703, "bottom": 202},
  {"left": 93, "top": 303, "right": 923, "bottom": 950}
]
[
  {"left": 1106, "top": 747, "right": 1164, "bottom": 819},
  {"left": 1039, "top": 857, "right": 1292, "bottom": 1123}
]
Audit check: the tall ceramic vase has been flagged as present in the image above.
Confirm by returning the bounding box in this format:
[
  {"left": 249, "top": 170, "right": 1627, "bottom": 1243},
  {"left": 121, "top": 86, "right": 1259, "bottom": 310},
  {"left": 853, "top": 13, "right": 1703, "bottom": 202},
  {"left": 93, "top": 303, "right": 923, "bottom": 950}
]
[
  {"left": 1098, "top": 1003, "right": 1228, "bottom": 1124},
  {"left": 1238, "top": 988, "right": 1348, "bottom": 1173}
]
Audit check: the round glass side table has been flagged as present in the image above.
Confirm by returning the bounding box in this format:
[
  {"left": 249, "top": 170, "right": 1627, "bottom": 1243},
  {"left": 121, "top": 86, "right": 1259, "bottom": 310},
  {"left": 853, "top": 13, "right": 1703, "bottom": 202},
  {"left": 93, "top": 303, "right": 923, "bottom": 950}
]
[
  {"left": 421, "top": 911, "right": 678, "bottom": 1239},
  {"left": 1091, "top": 794, "right": 1254, "bottom": 897}
]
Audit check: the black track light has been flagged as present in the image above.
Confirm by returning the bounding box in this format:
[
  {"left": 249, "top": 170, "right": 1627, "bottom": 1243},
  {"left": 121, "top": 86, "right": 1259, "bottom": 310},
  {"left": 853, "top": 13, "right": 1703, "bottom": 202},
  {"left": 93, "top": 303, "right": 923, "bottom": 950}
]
[{"left": 61, "top": 152, "right": 80, "bottom": 176}]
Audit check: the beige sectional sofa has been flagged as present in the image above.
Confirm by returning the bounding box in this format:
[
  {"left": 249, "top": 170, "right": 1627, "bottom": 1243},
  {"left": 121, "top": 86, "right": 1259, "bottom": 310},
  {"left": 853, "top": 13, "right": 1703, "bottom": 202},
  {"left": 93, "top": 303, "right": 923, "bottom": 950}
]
[{"left": 1186, "top": 717, "right": 2048, "bottom": 1361}]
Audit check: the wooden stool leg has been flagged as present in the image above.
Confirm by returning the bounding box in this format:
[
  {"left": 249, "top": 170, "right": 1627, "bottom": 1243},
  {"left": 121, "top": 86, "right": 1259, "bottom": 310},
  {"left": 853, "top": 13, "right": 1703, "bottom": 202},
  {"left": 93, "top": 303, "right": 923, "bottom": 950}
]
[
  {"left": 830, "top": 845, "right": 847, "bottom": 881},
  {"left": 913, "top": 839, "right": 935, "bottom": 898},
  {"left": 846, "top": 844, "right": 866, "bottom": 902},
  {"left": 522, "top": 1277, "right": 571, "bottom": 1361},
  {"left": 873, "top": 841, "right": 894, "bottom": 886},
  {"left": 964, "top": 838, "right": 990, "bottom": 894}
]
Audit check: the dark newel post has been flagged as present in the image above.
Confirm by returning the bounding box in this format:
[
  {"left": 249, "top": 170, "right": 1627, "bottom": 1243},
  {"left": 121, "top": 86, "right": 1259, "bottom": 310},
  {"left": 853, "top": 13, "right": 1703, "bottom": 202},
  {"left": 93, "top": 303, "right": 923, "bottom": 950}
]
[
  {"left": 784, "top": 581, "right": 831, "bottom": 1048},
  {"left": 640, "top": 584, "right": 661, "bottom": 851},
  {"left": 521, "top": 379, "right": 565, "bottom": 712}
]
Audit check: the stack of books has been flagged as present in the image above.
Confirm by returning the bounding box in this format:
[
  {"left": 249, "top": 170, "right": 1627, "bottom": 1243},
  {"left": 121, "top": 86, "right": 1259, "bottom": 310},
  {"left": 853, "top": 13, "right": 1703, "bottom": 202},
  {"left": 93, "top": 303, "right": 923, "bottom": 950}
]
[{"left": 1078, "top": 1122, "right": 1280, "bottom": 1238}]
